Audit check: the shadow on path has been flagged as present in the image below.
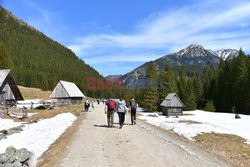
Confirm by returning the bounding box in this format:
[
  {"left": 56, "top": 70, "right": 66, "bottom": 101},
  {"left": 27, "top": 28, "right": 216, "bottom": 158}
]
[
  {"left": 94, "top": 124, "right": 122, "bottom": 129},
  {"left": 94, "top": 124, "right": 108, "bottom": 128}
]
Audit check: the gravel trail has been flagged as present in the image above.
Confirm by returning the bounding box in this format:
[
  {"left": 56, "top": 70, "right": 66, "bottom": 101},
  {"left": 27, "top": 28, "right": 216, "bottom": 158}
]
[{"left": 57, "top": 104, "right": 228, "bottom": 167}]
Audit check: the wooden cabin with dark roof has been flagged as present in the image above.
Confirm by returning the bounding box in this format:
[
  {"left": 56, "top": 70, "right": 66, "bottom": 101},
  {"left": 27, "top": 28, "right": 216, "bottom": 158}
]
[
  {"left": 0, "top": 69, "right": 23, "bottom": 107},
  {"left": 160, "top": 93, "right": 184, "bottom": 116}
]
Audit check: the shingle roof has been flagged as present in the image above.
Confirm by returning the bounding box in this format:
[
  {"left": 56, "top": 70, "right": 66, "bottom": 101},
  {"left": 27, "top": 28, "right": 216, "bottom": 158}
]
[
  {"left": 165, "top": 93, "right": 176, "bottom": 100},
  {"left": 60, "top": 80, "right": 84, "bottom": 97},
  {"left": 50, "top": 80, "right": 84, "bottom": 98},
  {"left": 0, "top": 69, "right": 23, "bottom": 100},
  {"left": 0, "top": 69, "right": 11, "bottom": 87},
  {"left": 160, "top": 93, "right": 184, "bottom": 108}
]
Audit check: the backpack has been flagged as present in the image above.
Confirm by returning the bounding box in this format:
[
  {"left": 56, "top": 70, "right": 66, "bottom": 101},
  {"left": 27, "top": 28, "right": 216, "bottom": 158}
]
[
  {"left": 131, "top": 101, "right": 137, "bottom": 110},
  {"left": 108, "top": 100, "right": 115, "bottom": 110}
]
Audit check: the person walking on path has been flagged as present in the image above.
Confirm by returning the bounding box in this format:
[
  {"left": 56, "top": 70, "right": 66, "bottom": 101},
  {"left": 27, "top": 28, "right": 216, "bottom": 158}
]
[
  {"left": 116, "top": 97, "right": 127, "bottom": 129},
  {"left": 91, "top": 101, "right": 95, "bottom": 111},
  {"left": 129, "top": 98, "right": 138, "bottom": 125},
  {"left": 84, "top": 99, "right": 90, "bottom": 112},
  {"left": 105, "top": 98, "right": 116, "bottom": 128}
]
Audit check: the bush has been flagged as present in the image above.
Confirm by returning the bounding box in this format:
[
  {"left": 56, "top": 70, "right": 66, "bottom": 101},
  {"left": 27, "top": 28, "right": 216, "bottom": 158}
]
[{"left": 204, "top": 101, "right": 216, "bottom": 112}]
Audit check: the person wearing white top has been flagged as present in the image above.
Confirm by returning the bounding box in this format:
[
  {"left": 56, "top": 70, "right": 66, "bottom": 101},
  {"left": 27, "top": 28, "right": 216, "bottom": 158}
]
[{"left": 116, "top": 97, "right": 127, "bottom": 129}]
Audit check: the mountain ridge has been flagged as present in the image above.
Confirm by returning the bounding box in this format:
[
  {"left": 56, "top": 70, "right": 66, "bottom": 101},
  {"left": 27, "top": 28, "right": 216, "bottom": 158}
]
[
  {"left": 120, "top": 44, "right": 239, "bottom": 87},
  {"left": 105, "top": 75, "right": 122, "bottom": 80}
]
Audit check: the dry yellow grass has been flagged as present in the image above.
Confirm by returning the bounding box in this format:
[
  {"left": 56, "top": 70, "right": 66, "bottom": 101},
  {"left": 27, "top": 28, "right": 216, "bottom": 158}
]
[
  {"left": 3, "top": 104, "right": 83, "bottom": 123},
  {"left": 180, "top": 113, "right": 195, "bottom": 116},
  {"left": 179, "top": 120, "right": 202, "bottom": 124},
  {"left": 2, "top": 85, "right": 90, "bottom": 122},
  {"left": 195, "top": 133, "right": 250, "bottom": 167},
  {"left": 18, "top": 85, "right": 95, "bottom": 101},
  {"left": 18, "top": 85, "right": 51, "bottom": 100}
]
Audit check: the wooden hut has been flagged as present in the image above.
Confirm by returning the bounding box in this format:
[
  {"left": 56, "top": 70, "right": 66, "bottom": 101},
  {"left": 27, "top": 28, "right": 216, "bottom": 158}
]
[
  {"left": 160, "top": 93, "right": 184, "bottom": 116},
  {"left": 49, "top": 80, "right": 84, "bottom": 104},
  {"left": 0, "top": 69, "right": 23, "bottom": 107}
]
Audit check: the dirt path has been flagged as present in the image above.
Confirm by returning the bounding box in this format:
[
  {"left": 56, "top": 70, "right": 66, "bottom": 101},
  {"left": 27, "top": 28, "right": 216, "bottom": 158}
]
[{"left": 56, "top": 104, "right": 228, "bottom": 167}]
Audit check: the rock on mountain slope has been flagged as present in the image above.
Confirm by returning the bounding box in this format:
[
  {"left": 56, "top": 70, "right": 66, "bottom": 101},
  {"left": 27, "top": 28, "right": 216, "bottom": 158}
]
[
  {"left": 121, "top": 44, "right": 239, "bottom": 87},
  {"left": 105, "top": 75, "right": 122, "bottom": 80}
]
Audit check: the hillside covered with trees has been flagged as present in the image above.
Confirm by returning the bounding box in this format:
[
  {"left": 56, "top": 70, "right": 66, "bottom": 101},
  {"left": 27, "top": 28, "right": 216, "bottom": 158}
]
[
  {"left": 0, "top": 7, "right": 105, "bottom": 96},
  {"left": 135, "top": 50, "right": 250, "bottom": 114}
]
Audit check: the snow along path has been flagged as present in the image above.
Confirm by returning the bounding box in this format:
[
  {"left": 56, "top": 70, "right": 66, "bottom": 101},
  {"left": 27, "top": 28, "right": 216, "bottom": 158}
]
[
  {"left": 139, "top": 110, "right": 250, "bottom": 144},
  {"left": 0, "top": 118, "right": 22, "bottom": 131},
  {"left": 0, "top": 113, "right": 77, "bottom": 166},
  {"left": 56, "top": 104, "right": 228, "bottom": 167}
]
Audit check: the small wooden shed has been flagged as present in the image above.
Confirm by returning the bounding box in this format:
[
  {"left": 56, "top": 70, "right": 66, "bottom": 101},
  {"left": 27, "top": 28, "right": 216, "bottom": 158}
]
[
  {"left": 160, "top": 93, "right": 184, "bottom": 116},
  {"left": 0, "top": 69, "right": 23, "bottom": 107},
  {"left": 49, "top": 80, "right": 84, "bottom": 104}
]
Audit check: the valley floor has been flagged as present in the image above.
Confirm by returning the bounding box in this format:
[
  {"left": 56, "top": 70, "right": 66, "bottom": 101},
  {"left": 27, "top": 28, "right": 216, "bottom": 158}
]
[{"left": 50, "top": 104, "right": 228, "bottom": 167}]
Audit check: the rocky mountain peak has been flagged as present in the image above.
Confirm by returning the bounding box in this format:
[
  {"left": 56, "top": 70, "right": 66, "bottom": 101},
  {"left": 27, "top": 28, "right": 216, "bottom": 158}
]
[
  {"left": 187, "top": 44, "right": 204, "bottom": 49},
  {"left": 175, "top": 44, "right": 208, "bottom": 58}
]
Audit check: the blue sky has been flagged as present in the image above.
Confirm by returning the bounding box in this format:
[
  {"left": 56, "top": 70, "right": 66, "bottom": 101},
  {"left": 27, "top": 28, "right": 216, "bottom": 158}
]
[{"left": 2, "top": 0, "right": 250, "bottom": 76}]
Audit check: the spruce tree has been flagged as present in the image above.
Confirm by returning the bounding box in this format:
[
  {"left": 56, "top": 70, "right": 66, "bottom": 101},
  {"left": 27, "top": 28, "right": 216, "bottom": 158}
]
[
  {"left": 177, "top": 68, "right": 188, "bottom": 106},
  {"left": 201, "top": 62, "right": 215, "bottom": 108},
  {"left": 0, "top": 43, "right": 11, "bottom": 69},
  {"left": 158, "top": 64, "right": 177, "bottom": 108},
  {"left": 214, "top": 60, "right": 234, "bottom": 112},
  {"left": 246, "top": 58, "right": 250, "bottom": 114},
  {"left": 204, "top": 101, "right": 216, "bottom": 112},
  {"left": 191, "top": 72, "right": 202, "bottom": 108},
  {"left": 232, "top": 49, "right": 248, "bottom": 113},
  {"left": 183, "top": 79, "right": 197, "bottom": 110},
  {"left": 142, "top": 62, "right": 159, "bottom": 112}
]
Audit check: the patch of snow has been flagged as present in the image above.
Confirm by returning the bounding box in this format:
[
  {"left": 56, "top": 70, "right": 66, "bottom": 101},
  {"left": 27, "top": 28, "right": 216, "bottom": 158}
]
[
  {"left": 8, "top": 112, "right": 37, "bottom": 119},
  {"left": 139, "top": 110, "right": 250, "bottom": 144},
  {"left": 0, "top": 112, "right": 77, "bottom": 164},
  {"left": 214, "top": 49, "right": 238, "bottom": 60},
  {"left": 137, "top": 123, "right": 200, "bottom": 159},
  {"left": 16, "top": 99, "right": 44, "bottom": 109},
  {"left": 0, "top": 118, "right": 22, "bottom": 131}
]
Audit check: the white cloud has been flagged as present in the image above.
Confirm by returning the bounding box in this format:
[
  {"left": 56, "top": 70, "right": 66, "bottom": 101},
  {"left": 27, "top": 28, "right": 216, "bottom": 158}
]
[
  {"left": 11, "top": 0, "right": 250, "bottom": 75},
  {"left": 68, "top": 0, "right": 250, "bottom": 67}
]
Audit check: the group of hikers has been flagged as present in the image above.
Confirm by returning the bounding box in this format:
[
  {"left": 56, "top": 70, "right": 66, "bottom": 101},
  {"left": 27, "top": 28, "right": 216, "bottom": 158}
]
[
  {"left": 105, "top": 97, "right": 138, "bottom": 129},
  {"left": 84, "top": 97, "right": 138, "bottom": 129},
  {"left": 84, "top": 99, "right": 95, "bottom": 112}
]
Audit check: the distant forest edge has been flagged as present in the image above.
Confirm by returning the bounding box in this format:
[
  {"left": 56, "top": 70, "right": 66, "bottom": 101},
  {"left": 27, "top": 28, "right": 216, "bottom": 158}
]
[
  {"left": 0, "top": 7, "right": 105, "bottom": 97},
  {"left": 138, "top": 49, "right": 250, "bottom": 114}
]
